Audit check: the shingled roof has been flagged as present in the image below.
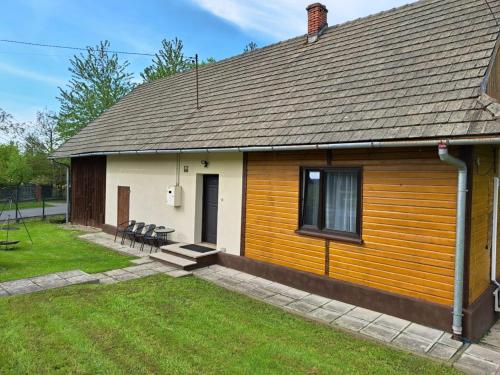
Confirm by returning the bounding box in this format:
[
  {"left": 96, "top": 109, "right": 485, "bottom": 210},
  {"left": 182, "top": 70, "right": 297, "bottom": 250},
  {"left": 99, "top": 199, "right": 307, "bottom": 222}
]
[{"left": 54, "top": 0, "right": 500, "bottom": 158}]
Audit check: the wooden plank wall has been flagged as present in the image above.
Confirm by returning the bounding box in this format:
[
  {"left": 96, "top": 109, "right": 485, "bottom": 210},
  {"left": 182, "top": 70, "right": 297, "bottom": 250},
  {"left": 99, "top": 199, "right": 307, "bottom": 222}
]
[
  {"left": 245, "top": 148, "right": 458, "bottom": 306},
  {"left": 71, "top": 156, "right": 107, "bottom": 227},
  {"left": 487, "top": 46, "right": 500, "bottom": 100},
  {"left": 469, "top": 146, "right": 495, "bottom": 303},
  {"left": 245, "top": 151, "right": 327, "bottom": 275}
]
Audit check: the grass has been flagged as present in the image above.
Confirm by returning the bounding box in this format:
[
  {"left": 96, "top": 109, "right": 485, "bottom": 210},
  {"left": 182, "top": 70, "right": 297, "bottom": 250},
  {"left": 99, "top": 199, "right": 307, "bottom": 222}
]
[
  {"left": 0, "top": 275, "right": 460, "bottom": 375},
  {"left": 0, "top": 220, "right": 134, "bottom": 282}
]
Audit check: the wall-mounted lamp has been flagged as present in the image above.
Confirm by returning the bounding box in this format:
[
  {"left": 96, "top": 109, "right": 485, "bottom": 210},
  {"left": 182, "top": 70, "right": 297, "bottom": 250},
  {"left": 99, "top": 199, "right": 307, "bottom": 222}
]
[{"left": 201, "top": 160, "right": 209, "bottom": 168}]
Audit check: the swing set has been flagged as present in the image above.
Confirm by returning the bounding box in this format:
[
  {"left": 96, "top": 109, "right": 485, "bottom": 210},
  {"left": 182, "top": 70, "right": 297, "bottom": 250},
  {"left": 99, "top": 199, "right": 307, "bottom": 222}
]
[{"left": 0, "top": 194, "right": 33, "bottom": 250}]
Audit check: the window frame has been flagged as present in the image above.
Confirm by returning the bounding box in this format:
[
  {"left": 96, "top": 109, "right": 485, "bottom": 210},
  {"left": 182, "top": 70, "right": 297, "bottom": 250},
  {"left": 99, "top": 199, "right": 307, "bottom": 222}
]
[{"left": 297, "top": 166, "right": 363, "bottom": 244}]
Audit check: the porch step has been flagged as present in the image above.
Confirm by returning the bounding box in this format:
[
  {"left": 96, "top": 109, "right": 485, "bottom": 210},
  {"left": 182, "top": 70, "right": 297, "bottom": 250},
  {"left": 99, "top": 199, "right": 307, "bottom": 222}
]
[
  {"left": 160, "top": 243, "right": 219, "bottom": 270},
  {"left": 150, "top": 252, "right": 197, "bottom": 270}
]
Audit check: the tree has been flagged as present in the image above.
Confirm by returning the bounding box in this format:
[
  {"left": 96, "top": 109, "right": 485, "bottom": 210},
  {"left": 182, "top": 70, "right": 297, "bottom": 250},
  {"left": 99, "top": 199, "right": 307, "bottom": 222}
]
[
  {"left": 24, "top": 110, "right": 63, "bottom": 185},
  {"left": 141, "top": 38, "right": 190, "bottom": 82},
  {"left": 56, "top": 40, "right": 135, "bottom": 141},
  {"left": 141, "top": 38, "right": 216, "bottom": 83},
  {"left": 243, "top": 42, "right": 258, "bottom": 53},
  {"left": 0, "top": 108, "right": 25, "bottom": 142},
  {"left": 0, "top": 144, "right": 32, "bottom": 187}
]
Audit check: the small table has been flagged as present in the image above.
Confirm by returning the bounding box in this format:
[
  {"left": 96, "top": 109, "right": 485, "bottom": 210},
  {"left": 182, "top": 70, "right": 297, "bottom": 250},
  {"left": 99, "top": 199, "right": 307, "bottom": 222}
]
[{"left": 154, "top": 228, "right": 175, "bottom": 251}]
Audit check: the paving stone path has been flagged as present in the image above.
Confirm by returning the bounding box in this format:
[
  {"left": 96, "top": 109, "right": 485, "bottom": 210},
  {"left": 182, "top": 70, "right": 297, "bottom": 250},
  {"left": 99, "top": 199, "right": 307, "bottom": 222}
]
[
  {"left": 193, "top": 264, "right": 500, "bottom": 375},
  {"left": 0, "top": 270, "right": 99, "bottom": 296}
]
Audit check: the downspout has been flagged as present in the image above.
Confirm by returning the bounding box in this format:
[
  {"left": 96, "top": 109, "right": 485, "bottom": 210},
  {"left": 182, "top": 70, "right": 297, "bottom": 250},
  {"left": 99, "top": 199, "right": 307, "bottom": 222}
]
[
  {"left": 492, "top": 149, "right": 500, "bottom": 311},
  {"left": 438, "top": 143, "right": 468, "bottom": 338}
]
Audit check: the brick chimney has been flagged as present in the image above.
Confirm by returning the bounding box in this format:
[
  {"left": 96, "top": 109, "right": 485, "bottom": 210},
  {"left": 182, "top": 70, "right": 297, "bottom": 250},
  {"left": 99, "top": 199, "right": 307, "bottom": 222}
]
[{"left": 307, "top": 3, "right": 328, "bottom": 43}]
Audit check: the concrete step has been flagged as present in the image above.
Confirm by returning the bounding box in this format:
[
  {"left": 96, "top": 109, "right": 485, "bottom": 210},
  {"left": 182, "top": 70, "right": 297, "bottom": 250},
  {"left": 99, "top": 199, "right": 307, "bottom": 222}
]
[
  {"left": 161, "top": 243, "right": 219, "bottom": 260},
  {"left": 150, "top": 252, "right": 197, "bottom": 270}
]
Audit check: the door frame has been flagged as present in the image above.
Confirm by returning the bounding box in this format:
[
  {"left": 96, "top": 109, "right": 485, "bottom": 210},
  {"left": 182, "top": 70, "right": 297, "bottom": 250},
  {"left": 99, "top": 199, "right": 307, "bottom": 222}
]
[{"left": 201, "top": 174, "right": 219, "bottom": 244}]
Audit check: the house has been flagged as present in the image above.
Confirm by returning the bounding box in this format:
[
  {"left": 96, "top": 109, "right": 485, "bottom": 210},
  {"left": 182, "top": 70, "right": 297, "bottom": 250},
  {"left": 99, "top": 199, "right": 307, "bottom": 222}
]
[{"left": 53, "top": 0, "right": 500, "bottom": 342}]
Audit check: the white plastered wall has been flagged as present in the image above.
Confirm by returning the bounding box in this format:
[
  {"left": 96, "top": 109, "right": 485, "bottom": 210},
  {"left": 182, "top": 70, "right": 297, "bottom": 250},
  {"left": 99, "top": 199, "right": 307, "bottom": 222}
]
[{"left": 105, "top": 152, "right": 243, "bottom": 255}]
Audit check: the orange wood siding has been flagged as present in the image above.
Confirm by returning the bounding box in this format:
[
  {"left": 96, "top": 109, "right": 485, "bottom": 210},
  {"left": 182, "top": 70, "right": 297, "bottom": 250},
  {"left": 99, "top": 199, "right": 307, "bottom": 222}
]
[
  {"left": 487, "top": 47, "right": 500, "bottom": 100},
  {"left": 245, "top": 148, "right": 457, "bottom": 306},
  {"left": 468, "top": 146, "right": 495, "bottom": 303},
  {"left": 245, "top": 151, "right": 327, "bottom": 275}
]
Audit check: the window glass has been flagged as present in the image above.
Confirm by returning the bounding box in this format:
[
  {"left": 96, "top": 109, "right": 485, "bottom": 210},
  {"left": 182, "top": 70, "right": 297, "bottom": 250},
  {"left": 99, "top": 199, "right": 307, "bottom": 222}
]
[
  {"left": 302, "top": 170, "right": 321, "bottom": 227},
  {"left": 324, "top": 170, "right": 358, "bottom": 233}
]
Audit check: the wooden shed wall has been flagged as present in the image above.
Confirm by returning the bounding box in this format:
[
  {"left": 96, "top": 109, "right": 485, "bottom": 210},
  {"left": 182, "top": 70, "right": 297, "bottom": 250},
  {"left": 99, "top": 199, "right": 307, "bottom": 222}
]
[
  {"left": 468, "top": 146, "right": 495, "bottom": 304},
  {"left": 245, "top": 148, "right": 458, "bottom": 306},
  {"left": 71, "top": 156, "right": 106, "bottom": 227}
]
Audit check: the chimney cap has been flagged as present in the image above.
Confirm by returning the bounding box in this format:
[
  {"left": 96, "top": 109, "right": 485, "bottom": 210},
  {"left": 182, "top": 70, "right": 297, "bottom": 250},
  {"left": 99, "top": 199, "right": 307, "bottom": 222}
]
[{"left": 306, "top": 3, "right": 328, "bottom": 12}]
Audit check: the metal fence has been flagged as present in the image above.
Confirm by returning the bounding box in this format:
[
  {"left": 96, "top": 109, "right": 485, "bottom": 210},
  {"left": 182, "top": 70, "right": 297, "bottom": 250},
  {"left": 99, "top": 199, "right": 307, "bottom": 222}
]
[{"left": 0, "top": 184, "right": 67, "bottom": 223}]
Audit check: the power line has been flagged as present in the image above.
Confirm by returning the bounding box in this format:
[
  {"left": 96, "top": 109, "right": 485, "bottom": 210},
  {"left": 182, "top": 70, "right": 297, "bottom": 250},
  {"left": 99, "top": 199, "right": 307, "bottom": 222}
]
[{"left": 0, "top": 39, "right": 155, "bottom": 57}]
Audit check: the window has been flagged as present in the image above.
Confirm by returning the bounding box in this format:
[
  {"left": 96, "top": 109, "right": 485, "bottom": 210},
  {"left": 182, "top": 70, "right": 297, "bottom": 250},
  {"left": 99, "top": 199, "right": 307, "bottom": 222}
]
[{"left": 298, "top": 167, "right": 362, "bottom": 242}]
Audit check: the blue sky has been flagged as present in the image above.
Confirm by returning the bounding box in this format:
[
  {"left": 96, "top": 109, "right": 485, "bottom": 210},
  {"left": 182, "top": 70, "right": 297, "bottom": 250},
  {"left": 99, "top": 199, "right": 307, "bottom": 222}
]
[{"left": 0, "top": 0, "right": 415, "bottom": 124}]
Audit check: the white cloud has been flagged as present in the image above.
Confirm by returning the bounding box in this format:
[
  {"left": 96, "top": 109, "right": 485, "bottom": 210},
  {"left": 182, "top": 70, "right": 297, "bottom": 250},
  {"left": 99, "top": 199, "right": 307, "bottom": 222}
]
[
  {"left": 0, "top": 62, "right": 65, "bottom": 87},
  {"left": 189, "top": 0, "right": 416, "bottom": 40}
]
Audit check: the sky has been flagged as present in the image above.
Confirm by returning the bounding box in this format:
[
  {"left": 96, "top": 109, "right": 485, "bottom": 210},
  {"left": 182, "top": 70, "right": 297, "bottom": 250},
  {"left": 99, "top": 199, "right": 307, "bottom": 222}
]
[{"left": 0, "top": 0, "right": 416, "bottom": 125}]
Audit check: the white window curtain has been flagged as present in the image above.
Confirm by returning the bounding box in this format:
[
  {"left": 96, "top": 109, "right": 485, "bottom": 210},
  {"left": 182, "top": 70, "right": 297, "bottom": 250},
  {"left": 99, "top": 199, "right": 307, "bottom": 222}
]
[{"left": 325, "top": 171, "right": 358, "bottom": 233}]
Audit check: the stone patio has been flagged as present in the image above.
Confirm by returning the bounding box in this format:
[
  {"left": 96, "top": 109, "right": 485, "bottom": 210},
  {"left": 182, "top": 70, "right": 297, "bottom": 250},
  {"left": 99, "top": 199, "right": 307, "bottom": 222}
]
[
  {"left": 193, "top": 264, "right": 500, "bottom": 375},
  {"left": 79, "top": 231, "right": 156, "bottom": 257}
]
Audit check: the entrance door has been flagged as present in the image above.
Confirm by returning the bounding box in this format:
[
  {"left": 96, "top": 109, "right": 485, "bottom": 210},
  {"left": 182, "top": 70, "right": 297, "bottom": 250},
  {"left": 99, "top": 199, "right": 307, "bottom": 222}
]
[
  {"left": 117, "top": 186, "right": 130, "bottom": 226},
  {"left": 202, "top": 175, "right": 219, "bottom": 244}
]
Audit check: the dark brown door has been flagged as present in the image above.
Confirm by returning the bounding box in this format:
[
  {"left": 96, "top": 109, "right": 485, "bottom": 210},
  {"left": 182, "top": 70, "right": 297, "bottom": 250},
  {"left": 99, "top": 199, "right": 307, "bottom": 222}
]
[
  {"left": 117, "top": 186, "right": 130, "bottom": 226},
  {"left": 202, "top": 175, "right": 219, "bottom": 244}
]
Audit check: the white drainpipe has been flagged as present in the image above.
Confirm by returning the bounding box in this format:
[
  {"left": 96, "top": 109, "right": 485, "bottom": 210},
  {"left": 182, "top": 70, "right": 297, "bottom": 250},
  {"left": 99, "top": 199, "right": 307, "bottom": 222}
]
[
  {"left": 438, "top": 143, "right": 468, "bottom": 338},
  {"left": 492, "top": 149, "right": 500, "bottom": 311}
]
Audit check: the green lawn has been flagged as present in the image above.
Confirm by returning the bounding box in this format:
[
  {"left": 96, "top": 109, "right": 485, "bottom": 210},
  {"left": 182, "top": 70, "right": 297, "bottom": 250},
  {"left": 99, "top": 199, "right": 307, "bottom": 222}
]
[
  {"left": 0, "top": 220, "right": 134, "bottom": 282},
  {"left": 0, "top": 275, "right": 460, "bottom": 375}
]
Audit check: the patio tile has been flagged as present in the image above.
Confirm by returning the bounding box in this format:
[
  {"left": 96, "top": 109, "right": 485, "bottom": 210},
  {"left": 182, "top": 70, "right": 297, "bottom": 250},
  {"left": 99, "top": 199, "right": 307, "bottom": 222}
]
[
  {"left": 66, "top": 274, "right": 99, "bottom": 284},
  {"left": 130, "top": 268, "right": 159, "bottom": 277},
  {"left": 36, "top": 279, "right": 70, "bottom": 289},
  {"left": 438, "top": 334, "right": 463, "bottom": 349},
  {"left": 346, "top": 307, "right": 382, "bottom": 323},
  {"left": 7, "top": 284, "right": 43, "bottom": 295},
  {"left": 30, "top": 274, "right": 63, "bottom": 284},
  {"left": 392, "top": 332, "right": 433, "bottom": 353},
  {"left": 280, "top": 287, "right": 310, "bottom": 300},
  {"left": 251, "top": 277, "right": 273, "bottom": 288},
  {"left": 361, "top": 323, "right": 400, "bottom": 342},
  {"left": 192, "top": 267, "right": 216, "bottom": 276},
  {"left": 323, "top": 300, "right": 355, "bottom": 314},
  {"left": 300, "top": 294, "right": 331, "bottom": 307},
  {"left": 233, "top": 272, "right": 257, "bottom": 282},
  {"left": 111, "top": 273, "right": 141, "bottom": 281},
  {"left": 334, "top": 315, "right": 370, "bottom": 332},
  {"left": 265, "top": 294, "right": 294, "bottom": 307},
  {"left": 150, "top": 264, "right": 178, "bottom": 273},
  {"left": 428, "top": 343, "right": 459, "bottom": 361},
  {"left": 130, "top": 257, "right": 154, "bottom": 264},
  {"left": 309, "top": 308, "right": 341, "bottom": 323},
  {"left": 465, "top": 344, "right": 500, "bottom": 364},
  {"left": 56, "top": 270, "right": 85, "bottom": 279},
  {"left": 99, "top": 277, "right": 118, "bottom": 284},
  {"left": 373, "top": 314, "right": 411, "bottom": 332},
  {"left": 287, "top": 300, "right": 317, "bottom": 314},
  {"left": 246, "top": 286, "right": 276, "bottom": 299},
  {"left": 1, "top": 279, "right": 36, "bottom": 289},
  {"left": 166, "top": 270, "right": 192, "bottom": 278},
  {"left": 454, "top": 353, "right": 500, "bottom": 375},
  {"left": 404, "top": 323, "right": 443, "bottom": 343},
  {"left": 217, "top": 276, "right": 242, "bottom": 288},
  {"left": 207, "top": 265, "right": 226, "bottom": 272},
  {"left": 103, "top": 269, "right": 130, "bottom": 277}
]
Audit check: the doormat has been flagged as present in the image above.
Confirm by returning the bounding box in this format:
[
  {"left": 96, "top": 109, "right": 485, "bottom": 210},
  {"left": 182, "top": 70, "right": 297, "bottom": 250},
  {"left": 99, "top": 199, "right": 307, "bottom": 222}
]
[{"left": 180, "top": 244, "right": 214, "bottom": 253}]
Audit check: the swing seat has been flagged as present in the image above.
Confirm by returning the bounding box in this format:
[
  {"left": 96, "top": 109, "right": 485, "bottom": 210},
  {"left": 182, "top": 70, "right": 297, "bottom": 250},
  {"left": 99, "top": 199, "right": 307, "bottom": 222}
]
[{"left": 0, "top": 240, "right": 19, "bottom": 250}]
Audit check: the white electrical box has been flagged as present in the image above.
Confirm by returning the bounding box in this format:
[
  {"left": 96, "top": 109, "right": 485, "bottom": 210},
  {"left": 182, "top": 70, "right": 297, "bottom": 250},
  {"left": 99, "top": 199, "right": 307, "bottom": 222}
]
[{"left": 167, "top": 186, "right": 182, "bottom": 207}]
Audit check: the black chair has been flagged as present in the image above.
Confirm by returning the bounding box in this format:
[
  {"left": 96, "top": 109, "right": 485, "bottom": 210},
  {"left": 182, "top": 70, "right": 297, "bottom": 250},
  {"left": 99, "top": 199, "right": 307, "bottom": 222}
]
[
  {"left": 116, "top": 220, "right": 136, "bottom": 244},
  {"left": 128, "top": 222, "right": 145, "bottom": 247},
  {"left": 137, "top": 224, "right": 156, "bottom": 251},
  {"left": 148, "top": 226, "right": 165, "bottom": 253}
]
